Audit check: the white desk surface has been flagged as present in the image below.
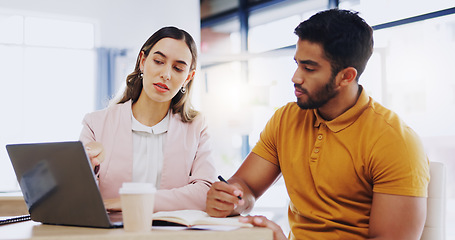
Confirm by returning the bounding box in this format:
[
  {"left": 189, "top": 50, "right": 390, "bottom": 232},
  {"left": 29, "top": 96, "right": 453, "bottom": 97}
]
[
  {"left": 0, "top": 192, "right": 272, "bottom": 239},
  {"left": 0, "top": 220, "right": 273, "bottom": 240},
  {"left": 0, "top": 191, "right": 28, "bottom": 216}
]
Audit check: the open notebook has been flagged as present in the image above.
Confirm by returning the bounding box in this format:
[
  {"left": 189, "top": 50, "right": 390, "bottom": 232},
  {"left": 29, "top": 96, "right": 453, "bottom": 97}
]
[
  {"left": 152, "top": 210, "right": 253, "bottom": 231},
  {"left": 6, "top": 141, "right": 122, "bottom": 228}
]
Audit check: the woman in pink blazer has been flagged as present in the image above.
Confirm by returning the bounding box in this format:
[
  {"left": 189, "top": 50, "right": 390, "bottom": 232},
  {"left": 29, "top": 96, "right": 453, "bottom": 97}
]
[{"left": 79, "top": 26, "right": 216, "bottom": 212}]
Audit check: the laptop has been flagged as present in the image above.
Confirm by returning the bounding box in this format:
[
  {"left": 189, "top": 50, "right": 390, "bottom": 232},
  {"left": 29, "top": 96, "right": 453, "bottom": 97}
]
[{"left": 6, "top": 141, "right": 122, "bottom": 228}]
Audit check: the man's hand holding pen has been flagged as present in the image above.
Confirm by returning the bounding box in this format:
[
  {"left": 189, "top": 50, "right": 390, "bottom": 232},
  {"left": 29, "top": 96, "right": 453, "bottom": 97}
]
[
  {"left": 217, "top": 175, "right": 242, "bottom": 200},
  {"left": 206, "top": 175, "right": 246, "bottom": 217}
]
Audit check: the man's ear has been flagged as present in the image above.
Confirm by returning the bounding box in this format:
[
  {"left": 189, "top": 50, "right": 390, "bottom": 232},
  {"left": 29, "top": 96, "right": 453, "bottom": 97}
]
[{"left": 338, "top": 67, "right": 358, "bottom": 87}]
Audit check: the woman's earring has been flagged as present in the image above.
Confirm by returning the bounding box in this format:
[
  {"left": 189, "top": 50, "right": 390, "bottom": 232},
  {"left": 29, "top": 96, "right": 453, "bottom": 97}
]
[
  {"left": 140, "top": 72, "right": 143, "bottom": 79},
  {"left": 180, "top": 86, "right": 186, "bottom": 94}
]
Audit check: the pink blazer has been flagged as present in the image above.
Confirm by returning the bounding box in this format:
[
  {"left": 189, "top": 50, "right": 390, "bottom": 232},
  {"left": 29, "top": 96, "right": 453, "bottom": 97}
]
[{"left": 79, "top": 100, "right": 216, "bottom": 212}]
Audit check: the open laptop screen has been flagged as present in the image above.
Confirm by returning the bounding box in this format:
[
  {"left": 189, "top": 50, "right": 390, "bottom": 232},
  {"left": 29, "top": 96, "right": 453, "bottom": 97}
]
[{"left": 6, "top": 141, "right": 120, "bottom": 228}]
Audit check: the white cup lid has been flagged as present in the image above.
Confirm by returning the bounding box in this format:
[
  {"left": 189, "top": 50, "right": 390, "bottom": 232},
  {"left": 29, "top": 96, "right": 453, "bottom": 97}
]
[{"left": 119, "top": 182, "right": 156, "bottom": 194}]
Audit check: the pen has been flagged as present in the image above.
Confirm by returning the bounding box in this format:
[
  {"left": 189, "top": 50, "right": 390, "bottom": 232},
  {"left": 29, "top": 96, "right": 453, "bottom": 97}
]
[{"left": 218, "top": 175, "right": 242, "bottom": 200}]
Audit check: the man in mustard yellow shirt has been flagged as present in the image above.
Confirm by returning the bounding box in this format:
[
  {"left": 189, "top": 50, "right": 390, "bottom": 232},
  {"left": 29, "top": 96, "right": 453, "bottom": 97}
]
[{"left": 206, "top": 9, "right": 429, "bottom": 240}]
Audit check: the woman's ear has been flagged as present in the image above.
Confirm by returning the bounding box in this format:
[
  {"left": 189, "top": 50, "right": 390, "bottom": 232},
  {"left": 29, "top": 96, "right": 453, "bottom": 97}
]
[
  {"left": 338, "top": 67, "right": 358, "bottom": 87},
  {"left": 139, "top": 51, "right": 146, "bottom": 72},
  {"left": 184, "top": 70, "right": 196, "bottom": 86}
]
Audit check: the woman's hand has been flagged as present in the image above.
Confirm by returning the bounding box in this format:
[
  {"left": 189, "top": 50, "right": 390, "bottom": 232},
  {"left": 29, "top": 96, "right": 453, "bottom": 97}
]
[
  {"left": 239, "top": 215, "right": 288, "bottom": 240},
  {"left": 84, "top": 141, "right": 105, "bottom": 173}
]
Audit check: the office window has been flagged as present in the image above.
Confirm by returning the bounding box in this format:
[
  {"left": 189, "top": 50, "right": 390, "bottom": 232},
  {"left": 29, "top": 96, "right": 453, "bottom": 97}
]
[
  {"left": 200, "top": 0, "right": 239, "bottom": 19},
  {"left": 200, "top": 60, "right": 247, "bottom": 175},
  {"left": 201, "top": 18, "right": 241, "bottom": 55},
  {"left": 0, "top": 15, "right": 95, "bottom": 191},
  {"left": 248, "top": 15, "right": 300, "bottom": 53}
]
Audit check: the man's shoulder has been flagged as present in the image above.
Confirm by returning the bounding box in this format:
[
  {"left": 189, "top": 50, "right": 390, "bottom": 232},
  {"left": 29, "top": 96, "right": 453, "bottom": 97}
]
[
  {"left": 364, "top": 98, "right": 421, "bottom": 142},
  {"left": 367, "top": 99, "right": 406, "bottom": 128}
]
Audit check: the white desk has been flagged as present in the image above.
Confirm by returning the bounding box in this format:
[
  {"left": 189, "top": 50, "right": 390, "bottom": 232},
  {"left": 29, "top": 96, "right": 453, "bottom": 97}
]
[
  {"left": 0, "top": 192, "right": 272, "bottom": 239},
  {"left": 0, "top": 220, "right": 273, "bottom": 240},
  {"left": 0, "top": 191, "right": 28, "bottom": 216}
]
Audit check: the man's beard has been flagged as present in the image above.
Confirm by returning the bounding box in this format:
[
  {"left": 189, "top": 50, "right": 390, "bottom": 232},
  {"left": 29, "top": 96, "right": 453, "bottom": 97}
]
[{"left": 296, "top": 75, "right": 339, "bottom": 110}]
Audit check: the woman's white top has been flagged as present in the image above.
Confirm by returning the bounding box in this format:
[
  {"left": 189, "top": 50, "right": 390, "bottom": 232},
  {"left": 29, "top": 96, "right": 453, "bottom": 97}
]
[{"left": 131, "top": 111, "right": 169, "bottom": 188}]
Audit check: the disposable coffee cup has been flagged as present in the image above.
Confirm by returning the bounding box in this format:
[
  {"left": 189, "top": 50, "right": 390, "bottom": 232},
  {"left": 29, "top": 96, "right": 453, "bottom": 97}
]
[{"left": 119, "top": 182, "right": 156, "bottom": 232}]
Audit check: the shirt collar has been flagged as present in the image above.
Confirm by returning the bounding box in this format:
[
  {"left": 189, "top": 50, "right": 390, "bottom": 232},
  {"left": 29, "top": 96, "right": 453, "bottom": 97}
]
[
  {"left": 313, "top": 85, "right": 370, "bottom": 133},
  {"left": 131, "top": 111, "right": 170, "bottom": 134}
]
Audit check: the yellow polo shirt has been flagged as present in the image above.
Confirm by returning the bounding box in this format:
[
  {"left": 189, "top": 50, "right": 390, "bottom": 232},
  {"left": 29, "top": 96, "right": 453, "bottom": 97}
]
[{"left": 252, "top": 87, "right": 429, "bottom": 240}]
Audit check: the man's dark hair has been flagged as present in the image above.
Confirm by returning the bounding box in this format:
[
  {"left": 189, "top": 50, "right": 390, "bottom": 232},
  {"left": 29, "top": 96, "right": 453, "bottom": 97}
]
[{"left": 294, "top": 9, "right": 374, "bottom": 80}]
